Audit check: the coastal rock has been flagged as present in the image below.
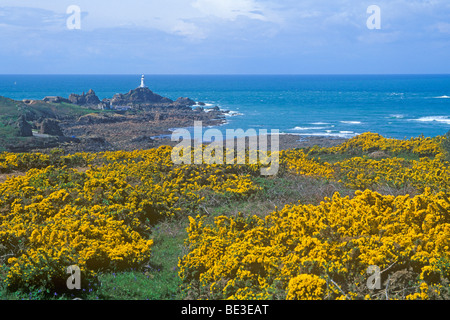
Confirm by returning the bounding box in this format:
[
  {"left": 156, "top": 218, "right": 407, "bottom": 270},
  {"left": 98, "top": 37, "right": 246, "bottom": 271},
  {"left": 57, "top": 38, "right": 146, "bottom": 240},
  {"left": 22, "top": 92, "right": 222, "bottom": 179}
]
[
  {"left": 15, "top": 115, "right": 33, "bottom": 137},
  {"left": 111, "top": 87, "right": 173, "bottom": 107},
  {"left": 69, "top": 89, "right": 101, "bottom": 106},
  {"left": 109, "top": 87, "right": 197, "bottom": 109},
  {"left": 39, "top": 119, "right": 64, "bottom": 136},
  {"left": 173, "top": 97, "right": 196, "bottom": 107},
  {"left": 209, "top": 106, "right": 220, "bottom": 112}
]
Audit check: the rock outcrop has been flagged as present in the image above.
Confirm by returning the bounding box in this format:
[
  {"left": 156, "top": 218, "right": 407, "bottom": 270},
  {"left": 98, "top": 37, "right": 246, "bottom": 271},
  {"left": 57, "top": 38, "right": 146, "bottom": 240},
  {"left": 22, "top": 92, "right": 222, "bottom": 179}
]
[
  {"left": 172, "top": 97, "right": 196, "bottom": 107},
  {"left": 105, "top": 88, "right": 197, "bottom": 109},
  {"left": 16, "top": 115, "right": 33, "bottom": 137},
  {"left": 66, "top": 85, "right": 198, "bottom": 110},
  {"left": 109, "top": 87, "right": 173, "bottom": 107},
  {"left": 69, "top": 89, "right": 101, "bottom": 106},
  {"left": 39, "top": 119, "right": 64, "bottom": 136}
]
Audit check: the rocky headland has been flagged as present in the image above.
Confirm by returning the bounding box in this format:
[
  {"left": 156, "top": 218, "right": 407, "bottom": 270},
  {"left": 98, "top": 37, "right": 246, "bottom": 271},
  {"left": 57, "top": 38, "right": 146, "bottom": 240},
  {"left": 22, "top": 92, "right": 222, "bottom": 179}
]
[
  {"left": 0, "top": 83, "right": 348, "bottom": 154},
  {"left": 0, "top": 85, "right": 229, "bottom": 153}
]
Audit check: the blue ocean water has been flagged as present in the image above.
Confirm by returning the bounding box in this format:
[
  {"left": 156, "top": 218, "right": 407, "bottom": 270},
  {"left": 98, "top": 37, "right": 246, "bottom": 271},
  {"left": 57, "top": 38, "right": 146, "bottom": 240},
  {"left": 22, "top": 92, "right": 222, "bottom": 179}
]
[{"left": 1, "top": 74, "right": 449, "bottom": 139}]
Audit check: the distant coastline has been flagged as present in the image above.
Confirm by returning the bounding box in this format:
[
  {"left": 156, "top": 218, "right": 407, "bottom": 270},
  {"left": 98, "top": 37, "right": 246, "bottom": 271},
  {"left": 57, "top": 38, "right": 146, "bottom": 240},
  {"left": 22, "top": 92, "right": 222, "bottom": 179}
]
[
  {"left": 1, "top": 74, "right": 449, "bottom": 141},
  {"left": 0, "top": 79, "right": 232, "bottom": 153}
]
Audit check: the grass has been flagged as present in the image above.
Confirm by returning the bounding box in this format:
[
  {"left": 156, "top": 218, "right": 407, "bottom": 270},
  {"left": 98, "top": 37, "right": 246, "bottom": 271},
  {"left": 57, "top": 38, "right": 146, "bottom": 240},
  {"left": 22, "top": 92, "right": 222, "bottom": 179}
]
[
  {"left": 0, "top": 123, "right": 18, "bottom": 139},
  {"left": 0, "top": 96, "right": 22, "bottom": 117},
  {"left": 0, "top": 215, "right": 189, "bottom": 300},
  {"left": 308, "top": 152, "right": 356, "bottom": 164},
  {"left": 84, "top": 219, "right": 188, "bottom": 300},
  {"left": 26, "top": 101, "right": 103, "bottom": 118},
  {"left": 309, "top": 150, "right": 422, "bottom": 164}
]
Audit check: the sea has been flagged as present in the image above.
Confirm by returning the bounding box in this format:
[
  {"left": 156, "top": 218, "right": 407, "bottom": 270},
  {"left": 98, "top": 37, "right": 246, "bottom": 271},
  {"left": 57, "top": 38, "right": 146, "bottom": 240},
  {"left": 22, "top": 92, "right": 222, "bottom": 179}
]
[{"left": 1, "top": 74, "right": 449, "bottom": 139}]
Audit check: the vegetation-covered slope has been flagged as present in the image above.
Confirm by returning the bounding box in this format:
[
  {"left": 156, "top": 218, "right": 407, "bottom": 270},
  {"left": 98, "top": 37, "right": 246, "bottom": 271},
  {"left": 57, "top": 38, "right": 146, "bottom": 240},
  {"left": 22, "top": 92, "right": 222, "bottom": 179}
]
[{"left": 0, "top": 132, "right": 448, "bottom": 300}]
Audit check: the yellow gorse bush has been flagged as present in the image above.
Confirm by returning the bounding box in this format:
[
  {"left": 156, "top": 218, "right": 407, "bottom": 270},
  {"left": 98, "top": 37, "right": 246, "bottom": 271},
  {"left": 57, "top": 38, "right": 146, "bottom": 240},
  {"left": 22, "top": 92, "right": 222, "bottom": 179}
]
[
  {"left": 179, "top": 189, "right": 450, "bottom": 300},
  {"left": 1, "top": 132, "right": 449, "bottom": 299},
  {"left": 318, "top": 132, "right": 444, "bottom": 157},
  {"left": 286, "top": 274, "right": 327, "bottom": 300},
  {"left": 280, "top": 149, "right": 334, "bottom": 179},
  {"left": 0, "top": 146, "right": 262, "bottom": 292},
  {"left": 178, "top": 133, "right": 449, "bottom": 300},
  {"left": 281, "top": 132, "right": 449, "bottom": 192},
  {"left": 336, "top": 156, "right": 450, "bottom": 191}
]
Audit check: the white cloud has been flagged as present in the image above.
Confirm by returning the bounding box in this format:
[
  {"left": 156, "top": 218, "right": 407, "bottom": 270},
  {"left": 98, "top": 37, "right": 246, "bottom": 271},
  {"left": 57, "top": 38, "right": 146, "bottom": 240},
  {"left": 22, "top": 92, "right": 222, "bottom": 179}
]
[
  {"left": 1, "top": 0, "right": 449, "bottom": 74},
  {"left": 434, "top": 22, "right": 450, "bottom": 34},
  {"left": 191, "top": 0, "right": 267, "bottom": 21},
  {"left": 170, "top": 20, "right": 206, "bottom": 39},
  {"left": 0, "top": 6, "right": 66, "bottom": 29}
]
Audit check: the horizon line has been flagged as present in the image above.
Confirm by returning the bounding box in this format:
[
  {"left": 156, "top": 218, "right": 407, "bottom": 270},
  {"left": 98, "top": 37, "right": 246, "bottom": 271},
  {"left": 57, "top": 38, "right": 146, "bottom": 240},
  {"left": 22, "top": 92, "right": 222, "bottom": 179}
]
[{"left": 1, "top": 73, "right": 450, "bottom": 76}]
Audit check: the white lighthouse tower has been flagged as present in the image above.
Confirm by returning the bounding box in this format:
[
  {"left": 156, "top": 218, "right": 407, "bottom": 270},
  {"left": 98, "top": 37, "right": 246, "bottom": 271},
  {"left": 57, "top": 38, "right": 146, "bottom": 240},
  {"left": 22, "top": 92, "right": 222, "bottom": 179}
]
[{"left": 140, "top": 74, "right": 147, "bottom": 88}]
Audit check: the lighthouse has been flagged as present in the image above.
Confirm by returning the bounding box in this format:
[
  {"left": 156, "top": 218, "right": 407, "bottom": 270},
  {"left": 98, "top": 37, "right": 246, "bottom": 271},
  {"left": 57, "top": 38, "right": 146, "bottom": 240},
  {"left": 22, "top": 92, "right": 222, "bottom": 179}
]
[{"left": 140, "top": 74, "right": 147, "bottom": 88}]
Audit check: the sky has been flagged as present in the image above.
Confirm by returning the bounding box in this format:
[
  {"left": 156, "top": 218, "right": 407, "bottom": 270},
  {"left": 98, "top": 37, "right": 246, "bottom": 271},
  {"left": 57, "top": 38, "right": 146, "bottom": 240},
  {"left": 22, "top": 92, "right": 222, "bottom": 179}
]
[{"left": 0, "top": 0, "right": 449, "bottom": 74}]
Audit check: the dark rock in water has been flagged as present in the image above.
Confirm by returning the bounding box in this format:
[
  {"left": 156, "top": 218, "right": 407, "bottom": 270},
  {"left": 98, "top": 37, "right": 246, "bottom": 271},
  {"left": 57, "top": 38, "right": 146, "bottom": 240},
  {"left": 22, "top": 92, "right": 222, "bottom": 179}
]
[
  {"left": 69, "top": 89, "right": 101, "bottom": 106},
  {"left": 16, "top": 115, "right": 33, "bottom": 137},
  {"left": 111, "top": 87, "right": 173, "bottom": 107},
  {"left": 39, "top": 119, "right": 64, "bottom": 136},
  {"left": 110, "top": 87, "right": 196, "bottom": 109},
  {"left": 197, "top": 102, "right": 206, "bottom": 106},
  {"left": 173, "top": 97, "right": 196, "bottom": 107}
]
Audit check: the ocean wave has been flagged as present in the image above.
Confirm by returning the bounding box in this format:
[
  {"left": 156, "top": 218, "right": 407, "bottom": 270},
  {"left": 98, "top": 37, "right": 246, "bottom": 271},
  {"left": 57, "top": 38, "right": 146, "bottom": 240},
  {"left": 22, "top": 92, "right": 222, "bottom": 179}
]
[
  {"left": 388, "top": 114, "right": 405, "bottom": 119},
  {"left": 294, "top": 131, "right": 358, "bottom": 138},
  {"left": 340, "top": 121, "right": 362, "bottom": 125},
  {"left": 433, "top": 95, "right": 450, "bottom": 99},
  {"left": 310, "top": 122, "right": 330, "bottom": 125},
  {"left": 224, "top": 110, "right": 244, "bottom": 117},
  {"left": 291, "top": 126, "right": 328, "bottom": 131},
  {"left": 409, "top": 116, "right": 450, "bottom": 125}
]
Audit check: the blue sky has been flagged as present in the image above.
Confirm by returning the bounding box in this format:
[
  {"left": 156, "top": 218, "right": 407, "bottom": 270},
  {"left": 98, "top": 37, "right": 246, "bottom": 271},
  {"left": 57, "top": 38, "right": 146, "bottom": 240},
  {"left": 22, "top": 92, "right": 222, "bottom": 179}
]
[{"left": 0, "top": 0, "right": 449, "bottom": 74}]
